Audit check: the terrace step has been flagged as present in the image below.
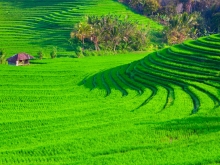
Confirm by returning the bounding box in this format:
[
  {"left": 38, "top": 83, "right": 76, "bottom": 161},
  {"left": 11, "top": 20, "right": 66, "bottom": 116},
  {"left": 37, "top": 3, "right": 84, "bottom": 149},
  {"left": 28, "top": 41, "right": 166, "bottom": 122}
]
[
  {"left": 166, "top": 48, "right": 220, "bottom": 71},
  {"left": 84, "top": 34, "right": 220, "bottom": 114},
  {"left": 157, "top": 49, "right": 220, "bottom": 72},
  {"left": 182, "top": 41, "right": 220, "bottom": 55}
]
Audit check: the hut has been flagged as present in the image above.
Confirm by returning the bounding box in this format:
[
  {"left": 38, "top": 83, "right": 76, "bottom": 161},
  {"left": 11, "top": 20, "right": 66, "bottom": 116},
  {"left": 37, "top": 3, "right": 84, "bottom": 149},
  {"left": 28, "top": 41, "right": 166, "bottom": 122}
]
[{"left": 7, "top": 53, "right": 34, "bottom": 66}]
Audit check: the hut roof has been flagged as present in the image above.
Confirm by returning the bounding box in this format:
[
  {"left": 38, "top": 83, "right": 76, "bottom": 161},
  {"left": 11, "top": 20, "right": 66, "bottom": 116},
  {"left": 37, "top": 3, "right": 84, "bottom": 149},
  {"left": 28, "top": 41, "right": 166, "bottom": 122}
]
[{"left": 7, "top": 53, "right": 34, "bottom": 62}]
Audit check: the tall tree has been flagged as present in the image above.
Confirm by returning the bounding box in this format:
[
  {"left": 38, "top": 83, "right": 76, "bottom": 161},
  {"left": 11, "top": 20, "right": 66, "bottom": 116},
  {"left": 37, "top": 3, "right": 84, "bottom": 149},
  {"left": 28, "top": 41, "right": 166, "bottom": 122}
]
[
  {"left": 70, "top": 14, "right": 149, "bottom": 52},
  {"left": 143, "top": 0, "right": 161, "bottom": 15},
  {"left": 164, "top": 12, "right": 199, "bottom": 44},
  {"left": 71, "top": 22, "right": 93, "bottom": 49}
]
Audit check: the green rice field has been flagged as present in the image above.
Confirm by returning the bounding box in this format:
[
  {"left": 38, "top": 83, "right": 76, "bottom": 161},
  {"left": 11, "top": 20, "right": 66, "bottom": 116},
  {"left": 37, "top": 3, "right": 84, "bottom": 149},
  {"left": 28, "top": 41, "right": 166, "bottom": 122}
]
[
  {"left": 0, "top": 0, "right": 220, "bottom": 164},
  {"left": 1, "top": 34, "right": 220, "bottom": 164}
]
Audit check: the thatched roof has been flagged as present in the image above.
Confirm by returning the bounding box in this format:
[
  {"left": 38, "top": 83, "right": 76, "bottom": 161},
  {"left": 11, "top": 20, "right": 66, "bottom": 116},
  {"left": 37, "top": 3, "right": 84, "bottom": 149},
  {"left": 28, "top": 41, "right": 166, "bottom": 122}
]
[{"left": 7, "top": 53, "right": 34, "bottom": 62}]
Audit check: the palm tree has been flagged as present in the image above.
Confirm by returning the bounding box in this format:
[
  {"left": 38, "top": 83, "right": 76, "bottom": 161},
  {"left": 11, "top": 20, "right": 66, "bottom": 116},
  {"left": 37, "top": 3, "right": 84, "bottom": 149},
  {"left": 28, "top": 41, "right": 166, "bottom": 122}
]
[
  {"left": 71, "top": 14, "right": 149, "bottom": 52},
  {"left": 71, "top": 22, "right": 93, "bottom": 49},
  {"left": 90, "top": 14, "right": 122, "bottom": 51},
  {"left": 164, "top": 12, "right": 199, "bottom": 44},
  {"left": 87, "top": 15, "right": 103, "bottom": 51}
]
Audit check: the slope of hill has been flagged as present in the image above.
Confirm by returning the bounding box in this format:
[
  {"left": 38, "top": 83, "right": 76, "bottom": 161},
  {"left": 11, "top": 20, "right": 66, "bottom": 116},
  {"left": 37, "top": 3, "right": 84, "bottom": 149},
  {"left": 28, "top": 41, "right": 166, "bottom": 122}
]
[
  {"left": 0, "top": 0, "right": 162, "bottom": 57},
  {"left": 85, "top": 34, "right": 220, "bottom": 115},
  {"left": 0, "top": 34, "right": 220, "bottom": 164}
]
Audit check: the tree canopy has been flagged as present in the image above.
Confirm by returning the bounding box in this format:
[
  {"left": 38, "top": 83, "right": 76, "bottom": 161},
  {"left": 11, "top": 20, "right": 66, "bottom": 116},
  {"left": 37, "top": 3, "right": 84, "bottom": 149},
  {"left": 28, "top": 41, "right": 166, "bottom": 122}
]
[
  {"left": 70, "top": 15, "right": 149, "bottom": 54},
  {"left": 119, "top": 0, "right": 220, "bottom": 45}
]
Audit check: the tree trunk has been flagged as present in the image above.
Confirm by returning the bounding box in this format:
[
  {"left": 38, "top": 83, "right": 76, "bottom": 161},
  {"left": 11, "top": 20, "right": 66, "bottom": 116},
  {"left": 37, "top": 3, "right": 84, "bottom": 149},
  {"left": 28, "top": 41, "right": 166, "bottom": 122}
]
[
  {"left": 95, "top": 43, "right": 100, "bottom": 51},
  {"left": 113, "top": 44, "right": 117, "bottom": 52},
  {"left": 82, "top": 37, "right": 85, "bottom": 51},
  {"left": 92, "top": 36, "right": 100, "bottom": 51}
]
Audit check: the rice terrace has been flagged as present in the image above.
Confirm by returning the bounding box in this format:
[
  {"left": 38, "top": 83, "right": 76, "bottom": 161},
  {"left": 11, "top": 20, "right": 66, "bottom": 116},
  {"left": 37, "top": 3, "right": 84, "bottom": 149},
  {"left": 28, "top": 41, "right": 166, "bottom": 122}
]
[{"left": 0, "top": 0, "right": 220, "bottom": 164}]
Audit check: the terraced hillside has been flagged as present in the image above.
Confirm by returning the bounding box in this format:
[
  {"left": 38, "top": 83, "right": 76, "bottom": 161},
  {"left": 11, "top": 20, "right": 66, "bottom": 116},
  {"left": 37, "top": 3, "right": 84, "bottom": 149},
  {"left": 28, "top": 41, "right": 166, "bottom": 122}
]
[
  {"left": 85, "top": 34, "right": 220, "bottom": 115},
  {"left": 0, "top": 35, "right": 220, "bottom": 164},
  {"left": 0, "top": 0, "right": 162, "bottom": 57}
]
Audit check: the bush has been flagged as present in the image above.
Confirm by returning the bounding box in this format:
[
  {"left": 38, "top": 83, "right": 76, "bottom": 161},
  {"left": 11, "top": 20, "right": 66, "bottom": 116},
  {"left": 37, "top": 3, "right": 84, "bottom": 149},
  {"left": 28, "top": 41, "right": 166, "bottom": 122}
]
[
  {"left": 83, "top": 50, "right": 118, "bottom": 56},
  {"left": 37, "top": 49, "right": 44, "bottom": 60},
  {"left": 0, "top": 49, "right": 6, "bottom": 64},
  {"left": 83, "top": 50, "right": 95, "bottom": 57},
  {"left": 75, "top": 46, "right": 84, "bottom": 58},
  {"left": 50, "top": 46, "right": 57, "bottom": 59}
]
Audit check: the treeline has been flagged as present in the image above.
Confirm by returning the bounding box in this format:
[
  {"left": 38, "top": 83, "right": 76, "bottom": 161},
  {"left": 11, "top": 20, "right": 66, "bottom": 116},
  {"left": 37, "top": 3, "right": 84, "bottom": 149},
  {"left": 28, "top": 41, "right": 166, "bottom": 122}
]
[
  {"left": 70, "top": 15, "right": 149, "bottom": 56},
  {"left": 70, "top": 0, "right": 220, "bottom": 56},
  {"left": 119, "top": 0, "right": 220, "bottom": 44}
]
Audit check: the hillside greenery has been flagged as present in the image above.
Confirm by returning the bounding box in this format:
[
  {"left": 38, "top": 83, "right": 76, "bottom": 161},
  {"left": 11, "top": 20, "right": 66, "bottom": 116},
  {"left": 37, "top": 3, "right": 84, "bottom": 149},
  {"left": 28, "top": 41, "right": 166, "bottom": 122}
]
[
  {"left": 0, "top": 0, "right": 220, "bottom": 164},
  {"left": 0, "top": 32, "right": 220, "bottom": 164},
  {"left": 119, "top": 0, "right": 220, "bottom": 44},
  {"left": 0, "top": 0, "right": 162, "bottom": 58}
]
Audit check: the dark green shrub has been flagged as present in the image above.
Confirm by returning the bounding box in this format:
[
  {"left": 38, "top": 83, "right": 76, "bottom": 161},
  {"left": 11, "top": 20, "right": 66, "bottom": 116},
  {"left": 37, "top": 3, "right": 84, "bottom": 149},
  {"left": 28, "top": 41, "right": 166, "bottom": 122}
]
[{"left": 75, "top": 46, "right": 83, "bottom": 58}]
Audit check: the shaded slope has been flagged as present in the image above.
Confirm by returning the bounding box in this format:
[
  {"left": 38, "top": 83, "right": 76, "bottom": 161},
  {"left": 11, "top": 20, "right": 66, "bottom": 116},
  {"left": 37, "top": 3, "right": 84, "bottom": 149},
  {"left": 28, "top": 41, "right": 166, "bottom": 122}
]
[{"left": 83, "top": 34, "right": 220, "bottom": 114}]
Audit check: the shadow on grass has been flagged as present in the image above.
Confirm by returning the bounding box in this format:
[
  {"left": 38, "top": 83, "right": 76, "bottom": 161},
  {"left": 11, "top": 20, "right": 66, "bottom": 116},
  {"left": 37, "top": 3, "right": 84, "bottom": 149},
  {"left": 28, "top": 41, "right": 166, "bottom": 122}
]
[
  {"left": 78, "top": 63, "right": 130, "bottom": 91},
  {"left": 28, "top": 20, "right": 74, "bottom": 52},
  {"left": 155, "top": 116, "right": 220, "bottom": 135},
  {"left": 57, "top": 54, "right": 76, "bottom": 58},
  {"left": 30, "top": 60, "right": 48, "bottom": 65}
]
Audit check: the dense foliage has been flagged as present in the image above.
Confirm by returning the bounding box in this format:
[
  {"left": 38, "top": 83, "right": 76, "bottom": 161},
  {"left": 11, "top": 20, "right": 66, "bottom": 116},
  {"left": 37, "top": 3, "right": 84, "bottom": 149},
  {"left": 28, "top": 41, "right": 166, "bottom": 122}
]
[
  {"left": 70, "top": 15, "right": 149, "bottom": 55},
  {"left": 163, "top": 12, "right": 200, "bottom": 44},
  {"left": 122, "top": 0, "right": 161, "bottom": 15},
  {"left": 119, "top": 0, "right": 220, "bottom": 44}
]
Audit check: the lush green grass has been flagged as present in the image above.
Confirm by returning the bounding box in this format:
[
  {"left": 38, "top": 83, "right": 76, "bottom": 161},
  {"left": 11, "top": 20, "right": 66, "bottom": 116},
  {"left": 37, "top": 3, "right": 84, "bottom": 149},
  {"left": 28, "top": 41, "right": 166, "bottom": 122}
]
[
  {"left": 0, "top": 0, "right": 220, "bottom": 164},
  {"left": 0, "top": 0, "right": 162, "bottom": 57},
  {"left": 1, "top": 35, "right": 220, "bottom": 164}
]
